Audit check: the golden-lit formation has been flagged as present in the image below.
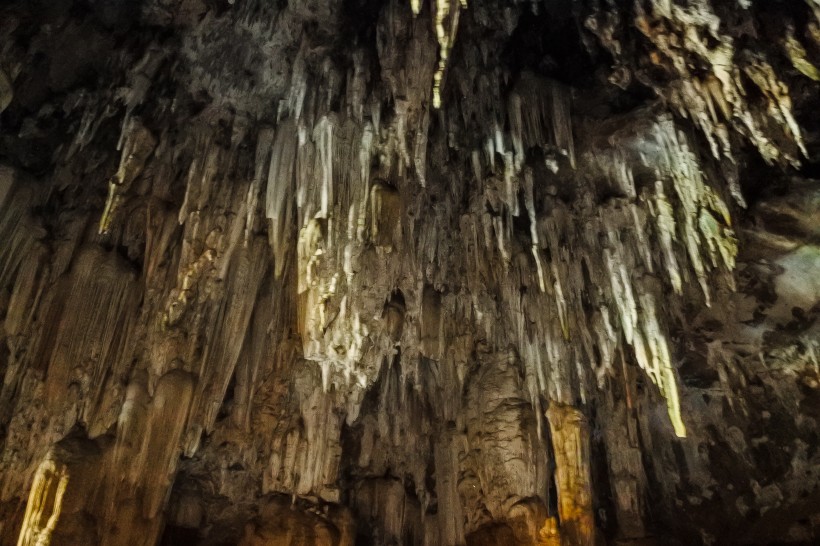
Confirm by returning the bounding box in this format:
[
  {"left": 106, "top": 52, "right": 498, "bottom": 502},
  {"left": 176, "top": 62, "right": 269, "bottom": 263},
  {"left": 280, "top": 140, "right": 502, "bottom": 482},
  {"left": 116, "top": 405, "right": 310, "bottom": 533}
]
[
  {"left": 411, "top": 0, "right": 467, "bottom": 108},
  {"left": 17, "top": 459, "right": 69, "bottom": 546},
  {"left": 547, "top": 404, "right": 595, "bottom": 546},
  {"left": 538, "top": 517, "right": 562, "bottom": 546}
]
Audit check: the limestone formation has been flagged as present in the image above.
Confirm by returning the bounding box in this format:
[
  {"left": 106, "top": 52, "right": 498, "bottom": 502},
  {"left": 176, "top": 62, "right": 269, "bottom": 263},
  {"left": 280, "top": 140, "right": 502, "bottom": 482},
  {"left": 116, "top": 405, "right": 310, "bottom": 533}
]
[{"left": 0, "top": 1, "right": 818, "bottom": 545}]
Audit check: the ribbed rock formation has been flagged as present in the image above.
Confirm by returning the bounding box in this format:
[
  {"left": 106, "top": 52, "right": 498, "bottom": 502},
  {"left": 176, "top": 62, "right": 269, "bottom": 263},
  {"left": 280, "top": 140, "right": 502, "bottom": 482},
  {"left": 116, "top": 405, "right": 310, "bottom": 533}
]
[{"left": 0, "top": 1, "right": 818, "bottom": 545}]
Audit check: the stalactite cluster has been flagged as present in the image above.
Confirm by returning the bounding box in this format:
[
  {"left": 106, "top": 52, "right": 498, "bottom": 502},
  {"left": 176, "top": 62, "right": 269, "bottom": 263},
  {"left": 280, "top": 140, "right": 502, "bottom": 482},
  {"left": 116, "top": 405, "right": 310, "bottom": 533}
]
[{"left": 0, "top": 0, "right": 818, "bottom": 545}]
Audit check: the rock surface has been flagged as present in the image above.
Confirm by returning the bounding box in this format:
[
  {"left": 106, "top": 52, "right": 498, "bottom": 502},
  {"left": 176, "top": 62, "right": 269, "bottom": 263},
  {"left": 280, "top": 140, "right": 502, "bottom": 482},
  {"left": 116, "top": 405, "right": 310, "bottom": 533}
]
[{"left": 0, "top": 1, "right": 818, "bottom": 545}]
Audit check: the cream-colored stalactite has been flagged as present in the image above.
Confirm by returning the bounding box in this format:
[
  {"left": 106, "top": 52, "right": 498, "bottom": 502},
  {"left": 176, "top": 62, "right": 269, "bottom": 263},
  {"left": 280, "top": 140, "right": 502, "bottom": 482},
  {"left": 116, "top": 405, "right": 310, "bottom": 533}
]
[
  {"left": 552, "top": 262, "right": 569, "bottom": 339},
  {"left": 742, "top": 58, "right": 808, "bottom": 159},
  {"left": 636, "top": 1, "right": 807, "bottom": 166},
  {"left": 163, "top": 248, "right": 216, "bottom": 328},
  {"left": 356, "top": 124, "right": 374, "bottom": 242},
  {"left": 99, "top": 118, "right": 157, "bottom": 234},
  {"left": 638, "top": 292, "right": 687, "bottom": 438},
  {"left": 265, "top": 121, "right": 298, "bottom": 277},
  {"left": 651, "top": 181, "right": 683, "bottom": 294},
  {"left": 603, "top": 246, "right": 638, "bottom": 345},
  {"left": 602, "top": 222, "right": 687, "bottom": 437},
  {"left": 651, "top": 120, "right": 737, "bottom": 306},
  {"left": 315, "top": 116, "right": 335, "bottom": 230},
  {"left": 17, "top": 460, "right": 70, "bottom": 546},
  {"left": 785, "top": 31, "right": 820, "bottom": 81},
  {"left": 298, "top": 218, "right": 324, "bottom": 295},
  {"left": 523, "top": 170, "right": 548, "bottom": 292},
  {"left": 246, "top": 128, "right": 275, "bottom": 246}
]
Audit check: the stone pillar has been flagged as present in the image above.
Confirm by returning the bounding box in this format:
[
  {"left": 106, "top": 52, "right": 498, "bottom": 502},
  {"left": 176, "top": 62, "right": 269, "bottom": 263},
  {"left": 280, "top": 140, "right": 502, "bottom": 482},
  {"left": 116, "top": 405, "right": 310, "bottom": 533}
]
[
  {"left": 546, "top": 403, "right": 595, "bottom": 546},
  {"left": 17, "top": 433, "right": 104, "bottom": 546}
]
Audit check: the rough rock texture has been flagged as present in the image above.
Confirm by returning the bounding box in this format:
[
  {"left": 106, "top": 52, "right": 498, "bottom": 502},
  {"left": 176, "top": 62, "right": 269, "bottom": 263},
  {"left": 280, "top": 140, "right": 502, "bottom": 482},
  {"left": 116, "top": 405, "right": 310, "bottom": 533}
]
[{"left": 0, "top": 0, "right": 818, "bottom": 545}]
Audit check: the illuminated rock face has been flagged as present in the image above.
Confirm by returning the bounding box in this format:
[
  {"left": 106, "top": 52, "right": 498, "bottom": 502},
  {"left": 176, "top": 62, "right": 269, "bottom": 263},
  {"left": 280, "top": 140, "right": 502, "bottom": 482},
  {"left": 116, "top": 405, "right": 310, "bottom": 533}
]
[
  {"left": 546, "top": 404, "right": 594, "bottom": 546},
  {"left": 0, "top": 1, "right": 818, "bottom": 545}
]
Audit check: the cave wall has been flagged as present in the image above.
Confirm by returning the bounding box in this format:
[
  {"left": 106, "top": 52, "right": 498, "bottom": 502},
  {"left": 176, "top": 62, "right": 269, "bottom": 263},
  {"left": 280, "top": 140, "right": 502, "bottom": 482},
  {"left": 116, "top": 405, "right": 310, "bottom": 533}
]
[{"left": 0, "top": 1, "right": 818, "bottom": 545}]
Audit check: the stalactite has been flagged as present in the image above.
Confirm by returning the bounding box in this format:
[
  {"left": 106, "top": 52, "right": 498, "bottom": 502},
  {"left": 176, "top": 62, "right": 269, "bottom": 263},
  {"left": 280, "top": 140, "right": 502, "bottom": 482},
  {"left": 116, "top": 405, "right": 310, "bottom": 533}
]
[
  {"left": 410, "top": 0, "right": 467, "bottom": 108},
  {"left": 99, "top": 118, "right": 157, "bottom": 234},
  {"left": 587, "top": 0, "right": 809, "bottom": 167},
  {"left": 546, "top": 403, "right": 595, "bottom": 546},
  {"left": 17, "top": 434, "right": 104, "bottom": 546},
  {"left": 1, "top": 1, "right": 818, "bottom": 544},
  {"left": 17, "top": 459, "right": 69, "bottom": 546}
]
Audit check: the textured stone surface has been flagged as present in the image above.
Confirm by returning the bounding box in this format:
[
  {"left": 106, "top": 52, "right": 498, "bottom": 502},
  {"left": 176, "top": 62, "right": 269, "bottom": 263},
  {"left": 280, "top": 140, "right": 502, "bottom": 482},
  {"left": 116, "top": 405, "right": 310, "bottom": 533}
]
[{"left": 0, "top": 1, "right": 818, "bottom": 545}]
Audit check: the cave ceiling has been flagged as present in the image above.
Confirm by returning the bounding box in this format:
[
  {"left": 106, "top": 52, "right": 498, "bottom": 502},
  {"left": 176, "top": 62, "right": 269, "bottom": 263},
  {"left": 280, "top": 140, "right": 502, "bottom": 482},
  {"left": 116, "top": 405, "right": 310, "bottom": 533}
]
[{"left": 0, "top": 1, "right": 819, "bottom": 545}]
